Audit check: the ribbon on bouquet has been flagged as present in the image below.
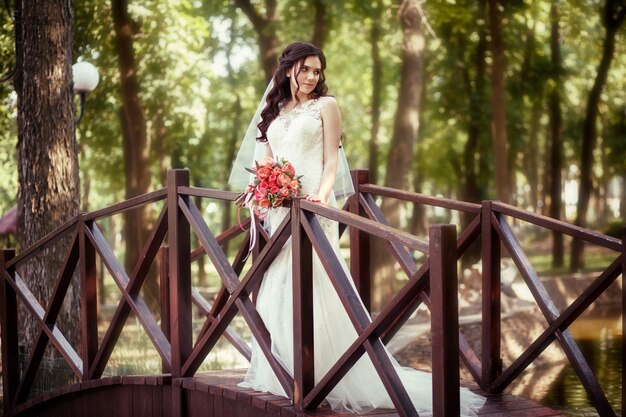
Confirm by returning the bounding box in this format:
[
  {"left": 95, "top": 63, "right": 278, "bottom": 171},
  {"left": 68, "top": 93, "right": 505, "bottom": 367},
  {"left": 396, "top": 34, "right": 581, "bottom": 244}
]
[{"left": 237, "top": 191, "right": 257, "bottom": 261}]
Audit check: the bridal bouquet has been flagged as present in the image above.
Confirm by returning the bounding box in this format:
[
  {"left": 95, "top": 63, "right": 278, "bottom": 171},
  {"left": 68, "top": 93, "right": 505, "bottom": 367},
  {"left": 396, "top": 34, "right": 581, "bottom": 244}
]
[{"left": 236, "top": 156, "right": 303, "bottom": 218}]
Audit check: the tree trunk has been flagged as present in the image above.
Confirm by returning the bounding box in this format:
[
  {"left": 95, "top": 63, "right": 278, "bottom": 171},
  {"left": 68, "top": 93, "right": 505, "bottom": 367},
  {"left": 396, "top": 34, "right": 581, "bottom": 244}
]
[
  {"left": 112, "top": 0, "right": 158, "bottom": 310},
  {"left": 16, "top": 0, "right": 81, "bottom": 351},
  {"left": 488, "top": 0, "right": 509, "bottom": 203},
  {"left": 234, "top": 0, "right": 279, "bottom": 82},
  {"left": 548, "top": 1, "right": 564, "bottom": 267},
  {"left": 458, "top": 0, "right": 487, "bottom": 269},
  {"left": 571, "top": 0, "right": 625, "bottom": 271},
  {"left": 312, "top": 0, "right": 328, "bottom": 49},
  {"left": 619, "top": 172, "right": 626, "bottom": 221},
  {"left": 372, "top": 0, "right": 425, "bottom": 311},
  {"left": 368, "top": 0, "right": 383, "bottom": 185}
]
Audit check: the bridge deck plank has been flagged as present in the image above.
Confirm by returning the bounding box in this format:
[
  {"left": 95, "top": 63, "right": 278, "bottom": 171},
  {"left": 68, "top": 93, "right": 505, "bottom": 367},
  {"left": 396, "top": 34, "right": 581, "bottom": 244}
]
[{"left": 4, "top": 369, "right": 567, "bottom": 417}]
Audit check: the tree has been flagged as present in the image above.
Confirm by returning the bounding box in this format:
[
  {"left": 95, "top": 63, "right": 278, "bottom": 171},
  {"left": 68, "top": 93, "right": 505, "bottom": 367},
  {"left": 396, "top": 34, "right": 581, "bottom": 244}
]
[
  {"left": 312, "top": 0, "right": 328, "bottom": 49},
  {"left": 15, "top": 0, "right": 80, "bottom": 350},
  {"left": 548, "top": 0, "right": 564, "bottom": 266},
  {"left": 570, "top": 0, "right": 626, "bottom": 271},
  {"left": 111, "top": 0, "right": 158, "bottom": 308},
  {"left": 369, "top": 0, "right": 383, "bottom": 185},
  {"left": 488, "top": 0, "right": 509, "bottom": 203},
  {"left": 234, "top": 0, "right": 279, "bottom": 82},
  {"left": 373, "top": 0, "right": 426, "bottom": 310}
]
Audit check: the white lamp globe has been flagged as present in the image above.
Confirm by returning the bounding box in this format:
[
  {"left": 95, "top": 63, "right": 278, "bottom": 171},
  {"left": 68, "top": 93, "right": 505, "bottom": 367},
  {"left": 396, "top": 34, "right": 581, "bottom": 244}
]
[{"left": 72, "top": 61, "right": 99, "bottom": 93}]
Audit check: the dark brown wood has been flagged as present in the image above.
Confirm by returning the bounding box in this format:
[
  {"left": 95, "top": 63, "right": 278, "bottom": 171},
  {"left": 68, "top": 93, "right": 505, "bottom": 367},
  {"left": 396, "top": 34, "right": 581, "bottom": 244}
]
[
  {"left": 79, "top": 216, "right": 99, "bottom": 379},
  {"left": 15, "top": 232, "right": 80, "bottom": 403},
  {"left": 300, "top": 199, "right": 429, "bottom": 253},
  {"left": 85, "top": 223, "right": 172, "bottom": 368},
  {"left": 363, "top": 193, "right": 483, "bottom": 383},
  {"left": 168, "top": 169, "right": 192, "bottom": 383},
  {"left": 0, "top": 368, "right": 565, "bottom": 417},
  {"left": 481, "top": 202, "right": 501, "bottom": 392},
  {"left": 89, "top": 207, "right": 169, "bottom": 378},
  {"left": 300, "top": 213, "right": 417, "bottom": 416},
  {"left": 494, "top": 215, "right": 615, "bottom": 416},
  {"left": 429, "top": 225, "right": 460, "bottom": 417},
  {"left": 492, "top": 257, "right": 622, "bottom": 392},
  {"left": 5, "top": 216, "right": 78, "bottom": 268},
  {"left": 84, "top": 188, "right": 167, "bottom": 221},
  {"left": 7, "top": 270, "right": 83, "bottom": 377},
  {"left": 349, "top": 170, "right": 372, "bottom": 312},
  {"left": 492, "top": 201, "right": 621, "bottom": 252},
  {"left": 1, "top": 249, "right": 18, "bottom": 412},
  {"left": 291, "top": 199, "right": 314, "bottom": 408},
  {"left": 179, "top": 202, "right": 293, "bottom": 396},
  {"left": 177, "top": 186, "right": 239, "bottom": 201},
  {"left": 360, "top": 183, "right": 481, "bottom": 214},
  {"left": 161, "top": 246, "right": 171, "bottom": 374},
  {"left": 622, "top": 227, "right": 625, "bottom": 417},
  {"left": 192, "top": 288, "right": 252, "bottom": 362},
  {"left": 360, "top": 193, "right": 419, "bottom": 277},
  {"left": 190, "top": 219, "right": 250, "bottom": 262}
]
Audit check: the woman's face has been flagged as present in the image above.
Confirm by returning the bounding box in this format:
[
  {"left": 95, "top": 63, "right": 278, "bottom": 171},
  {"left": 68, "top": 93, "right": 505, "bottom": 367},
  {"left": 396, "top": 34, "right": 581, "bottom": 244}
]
[{"left": 289, "top": 55, "right": 322, "bottom": 98}]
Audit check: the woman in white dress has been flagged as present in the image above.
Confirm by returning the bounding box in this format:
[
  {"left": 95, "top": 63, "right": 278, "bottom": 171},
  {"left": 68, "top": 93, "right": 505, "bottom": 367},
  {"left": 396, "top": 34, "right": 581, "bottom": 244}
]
[{"left": 231, "top": 42, "right": 485, "bottom": 416}]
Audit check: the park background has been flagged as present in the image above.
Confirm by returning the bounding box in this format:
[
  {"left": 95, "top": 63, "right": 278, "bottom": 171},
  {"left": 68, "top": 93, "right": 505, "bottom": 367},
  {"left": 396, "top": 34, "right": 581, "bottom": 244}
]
[{"left": 0, "top": 0, "right": 625, "bottom": 415}]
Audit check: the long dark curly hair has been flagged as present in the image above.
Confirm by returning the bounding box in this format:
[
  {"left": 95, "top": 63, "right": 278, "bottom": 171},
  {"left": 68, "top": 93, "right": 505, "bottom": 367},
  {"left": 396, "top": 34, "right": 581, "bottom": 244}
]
[{"left": 257, "top": 42, "right": 328, "bottom": 142}]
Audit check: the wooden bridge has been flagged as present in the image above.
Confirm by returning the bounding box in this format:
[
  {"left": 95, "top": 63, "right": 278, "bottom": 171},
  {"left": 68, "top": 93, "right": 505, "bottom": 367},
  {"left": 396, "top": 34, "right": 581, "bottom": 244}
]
[{"left": 1, "top": 169, "right": 624, "bottom": 417}]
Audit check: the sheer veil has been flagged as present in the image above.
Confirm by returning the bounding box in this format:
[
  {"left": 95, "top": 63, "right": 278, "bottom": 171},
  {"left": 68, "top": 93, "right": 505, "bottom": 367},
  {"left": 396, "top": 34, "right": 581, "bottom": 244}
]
[{"left": 227, "top": 80, "right": 355, "bottom": 200}]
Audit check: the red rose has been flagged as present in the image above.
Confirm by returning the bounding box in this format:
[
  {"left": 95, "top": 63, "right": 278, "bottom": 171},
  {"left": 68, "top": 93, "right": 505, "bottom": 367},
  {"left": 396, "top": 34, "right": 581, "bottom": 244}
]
[
  {"left": 270, "top": 186, "right": 280, "bottom": 194},
  {"left": 269, "top": 173, "right": 277, "bottom": 183}
]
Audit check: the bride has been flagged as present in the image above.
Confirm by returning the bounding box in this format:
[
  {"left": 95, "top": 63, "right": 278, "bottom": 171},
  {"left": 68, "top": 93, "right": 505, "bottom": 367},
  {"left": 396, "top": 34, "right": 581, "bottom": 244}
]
[{"left": 229, "top": 42, "right": 485, "bottom": 416}]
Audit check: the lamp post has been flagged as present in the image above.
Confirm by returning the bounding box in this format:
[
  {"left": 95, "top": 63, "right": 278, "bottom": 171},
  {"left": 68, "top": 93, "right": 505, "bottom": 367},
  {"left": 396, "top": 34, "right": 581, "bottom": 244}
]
[{"left": 72, "top": 61, "right": 100, "bottom": 124}]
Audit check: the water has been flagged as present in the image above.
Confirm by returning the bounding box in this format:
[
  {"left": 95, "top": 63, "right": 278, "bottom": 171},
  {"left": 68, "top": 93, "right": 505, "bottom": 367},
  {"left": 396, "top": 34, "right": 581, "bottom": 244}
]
[{"left": 535, "top": 306, "right": 622, "bottom": 416}]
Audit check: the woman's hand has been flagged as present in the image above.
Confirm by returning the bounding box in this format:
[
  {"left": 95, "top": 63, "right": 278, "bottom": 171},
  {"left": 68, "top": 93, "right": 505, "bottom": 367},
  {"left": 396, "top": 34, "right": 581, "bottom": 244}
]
[{"left": 304, "top": 194, "right": 326, "bottom": 203}]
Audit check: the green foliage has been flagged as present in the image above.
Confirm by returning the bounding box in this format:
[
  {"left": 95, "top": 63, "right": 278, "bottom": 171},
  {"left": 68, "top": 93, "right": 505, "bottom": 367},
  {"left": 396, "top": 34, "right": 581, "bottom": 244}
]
[{"left": 0, "top": 0, "right": 624, "bottom": 228}]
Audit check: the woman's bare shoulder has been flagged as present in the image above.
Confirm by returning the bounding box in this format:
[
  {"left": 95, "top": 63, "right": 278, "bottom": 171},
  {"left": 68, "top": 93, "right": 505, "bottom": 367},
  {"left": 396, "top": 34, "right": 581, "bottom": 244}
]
[{"left": 319, "top": 96, "right": 340, "bottom": 113}]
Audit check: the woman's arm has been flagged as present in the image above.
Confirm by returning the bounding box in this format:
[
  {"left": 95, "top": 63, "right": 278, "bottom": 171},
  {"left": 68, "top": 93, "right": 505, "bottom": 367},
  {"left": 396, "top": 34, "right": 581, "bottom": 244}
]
[{"left": 306, "top": 96, "right": 341, "bottom": 203}]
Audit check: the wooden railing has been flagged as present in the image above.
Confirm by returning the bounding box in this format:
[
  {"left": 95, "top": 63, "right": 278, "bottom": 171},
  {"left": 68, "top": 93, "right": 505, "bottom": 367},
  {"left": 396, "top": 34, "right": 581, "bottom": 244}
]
[{"left": 1, "top": 168, "right": 624, "bottom": 417}]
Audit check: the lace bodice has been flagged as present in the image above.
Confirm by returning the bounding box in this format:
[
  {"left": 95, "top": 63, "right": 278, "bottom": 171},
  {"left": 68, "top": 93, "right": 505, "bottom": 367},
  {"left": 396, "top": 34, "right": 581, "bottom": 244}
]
[{"left": 267, "top": 98, "right": 325, "bottom": 196}]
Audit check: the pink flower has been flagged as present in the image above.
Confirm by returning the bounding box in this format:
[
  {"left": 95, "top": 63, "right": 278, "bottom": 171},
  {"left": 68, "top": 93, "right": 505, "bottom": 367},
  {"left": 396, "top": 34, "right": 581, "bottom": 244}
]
[
  {"left": 270, "top": 186, "right": 280, "bottom": 194},
  {"left": 257, "top": 167, "right": 271, "bottom": 181},
  {"left": 269, "top": 173, "right": 277, "bottom": 183},
  {"left": 262, "top": 157, "right": 274, "bottom": 167},
  {"left": 282, "top": 162, "right": 295, "bottom": 177},
  {"left": 277, "top": 173, "right": 290, "bottom": 186}
]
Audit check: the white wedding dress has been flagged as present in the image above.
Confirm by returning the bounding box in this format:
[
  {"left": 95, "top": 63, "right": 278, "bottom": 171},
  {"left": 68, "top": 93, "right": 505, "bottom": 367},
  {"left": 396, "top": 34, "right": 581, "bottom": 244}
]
[{"left": 238, "top": 98, "right": 485, "bottom": 416}]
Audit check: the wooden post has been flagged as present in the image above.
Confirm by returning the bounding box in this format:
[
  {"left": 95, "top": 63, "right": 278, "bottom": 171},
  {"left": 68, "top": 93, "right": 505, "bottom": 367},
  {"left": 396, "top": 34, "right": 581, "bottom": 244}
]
[
  {"left": 430, "top": 224, "right": 460, "bottom": 417},
  {"left": 622, "top": 227, "right": 625, "bottom": 417},
  {"left": 160, "top": 246, "right": 171, "bottom": 374},
  {"left": 349, "top": 169, "right": 371, "bottom": 312},
  {"left": 167, "top": 169, "right": 191, "bottom": 417},
  {"left": 292, "top": 198, "right": 314, "bottom": 408},
  {"left": 79, "top": 215, "right": 98, "bottom": 379},
  {"left": 1, "top": 249, "right": 18, "bottom": 413},
  {"left": 481, "top": 201, "right": 501, "bottom": 391}
]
